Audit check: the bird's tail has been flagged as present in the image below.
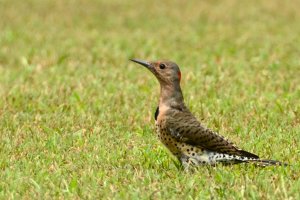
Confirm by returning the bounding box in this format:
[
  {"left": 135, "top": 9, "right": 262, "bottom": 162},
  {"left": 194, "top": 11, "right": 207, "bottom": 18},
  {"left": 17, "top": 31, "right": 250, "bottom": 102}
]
[
  {"left": 204, "top": 150, "right": 288, "bottom": 167},
  {"left": 246, "top": 159, "right": 289, "bottom": 167}
]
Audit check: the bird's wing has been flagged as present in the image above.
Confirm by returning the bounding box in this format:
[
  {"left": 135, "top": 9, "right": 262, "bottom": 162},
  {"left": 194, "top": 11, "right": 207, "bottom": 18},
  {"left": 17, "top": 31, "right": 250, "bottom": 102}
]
[{"left": 166, "top": 111, "right": 259, "bottom": 158}]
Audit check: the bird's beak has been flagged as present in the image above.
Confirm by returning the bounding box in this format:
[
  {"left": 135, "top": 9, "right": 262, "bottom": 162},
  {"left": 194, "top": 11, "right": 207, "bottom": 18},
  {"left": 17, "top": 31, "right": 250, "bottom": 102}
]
[{"left": 130, "top": 59, "right": 151, "bottom": 69}]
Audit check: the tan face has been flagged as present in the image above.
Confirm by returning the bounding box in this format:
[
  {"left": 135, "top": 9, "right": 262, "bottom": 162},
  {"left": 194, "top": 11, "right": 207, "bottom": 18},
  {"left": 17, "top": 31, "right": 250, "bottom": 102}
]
[{"left": 131, "top": 59, "right": 181, "bottom": 85}]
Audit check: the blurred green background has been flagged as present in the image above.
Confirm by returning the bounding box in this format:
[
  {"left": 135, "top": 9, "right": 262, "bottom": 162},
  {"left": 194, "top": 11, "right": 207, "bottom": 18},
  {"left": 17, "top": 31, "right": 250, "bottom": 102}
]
[{"left": 0, "top": 0, "right": 299, "bottom": 199}]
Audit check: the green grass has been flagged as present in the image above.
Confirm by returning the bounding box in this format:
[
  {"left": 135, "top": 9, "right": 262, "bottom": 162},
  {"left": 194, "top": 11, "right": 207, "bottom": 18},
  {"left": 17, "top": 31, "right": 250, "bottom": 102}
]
[{"left": 0, "top": 0, "right": 299, "bottom": 199}]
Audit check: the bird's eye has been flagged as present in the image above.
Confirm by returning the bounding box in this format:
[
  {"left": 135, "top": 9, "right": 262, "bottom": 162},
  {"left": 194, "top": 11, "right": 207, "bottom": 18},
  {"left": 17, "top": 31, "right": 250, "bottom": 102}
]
[{"left": 159, "top": 63, "right": 166, "bottom": 69}]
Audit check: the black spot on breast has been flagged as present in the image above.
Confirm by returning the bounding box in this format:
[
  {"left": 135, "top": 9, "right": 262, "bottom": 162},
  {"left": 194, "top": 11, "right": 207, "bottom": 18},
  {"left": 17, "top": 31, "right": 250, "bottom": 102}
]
[{"left": 154, "top": 106, "right": 159, "bottom": 120}]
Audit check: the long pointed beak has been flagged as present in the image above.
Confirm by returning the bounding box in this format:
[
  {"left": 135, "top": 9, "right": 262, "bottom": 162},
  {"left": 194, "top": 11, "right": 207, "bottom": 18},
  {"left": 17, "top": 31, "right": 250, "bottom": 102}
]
[{"left": 130, "top": 58, "right": 151, "bottom": 68}]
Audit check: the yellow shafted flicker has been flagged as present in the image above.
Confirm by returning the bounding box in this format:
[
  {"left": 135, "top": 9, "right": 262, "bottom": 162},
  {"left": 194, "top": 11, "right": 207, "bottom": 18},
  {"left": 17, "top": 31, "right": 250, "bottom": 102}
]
[{"left": 131, "top": 58, "right": 286, "bottom": 168}]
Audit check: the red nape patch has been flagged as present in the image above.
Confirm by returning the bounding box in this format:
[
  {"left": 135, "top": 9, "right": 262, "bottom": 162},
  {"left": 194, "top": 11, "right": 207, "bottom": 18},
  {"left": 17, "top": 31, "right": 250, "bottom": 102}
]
[{"left": 178, "top": 71, "right": 181, "bottom": 81}]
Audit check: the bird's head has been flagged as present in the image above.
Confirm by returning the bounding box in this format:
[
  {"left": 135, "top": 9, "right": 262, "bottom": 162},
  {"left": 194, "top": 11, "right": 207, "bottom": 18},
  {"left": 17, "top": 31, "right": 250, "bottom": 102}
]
[{"left": 130, "top": 59, "right": 181, "bottom": 85}]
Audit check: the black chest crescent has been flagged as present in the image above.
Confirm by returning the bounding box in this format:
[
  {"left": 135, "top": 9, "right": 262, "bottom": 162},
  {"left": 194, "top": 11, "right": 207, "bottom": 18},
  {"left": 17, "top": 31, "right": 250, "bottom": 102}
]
[{"left": 154, "top": 106, "right": 159, "bottom": 120}]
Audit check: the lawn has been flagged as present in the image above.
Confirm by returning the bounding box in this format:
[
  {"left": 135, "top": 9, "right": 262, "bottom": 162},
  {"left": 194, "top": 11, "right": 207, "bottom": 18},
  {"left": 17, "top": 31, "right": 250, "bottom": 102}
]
[{"left": 0, "top": 0, "right": 299, "bottom": 199}]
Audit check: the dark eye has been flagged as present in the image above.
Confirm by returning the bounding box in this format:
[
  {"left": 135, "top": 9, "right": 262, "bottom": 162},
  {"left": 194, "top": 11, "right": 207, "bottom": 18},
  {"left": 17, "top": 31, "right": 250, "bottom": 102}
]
[{"left": 159, "top": 63, "right": 166, "bottom": 69}]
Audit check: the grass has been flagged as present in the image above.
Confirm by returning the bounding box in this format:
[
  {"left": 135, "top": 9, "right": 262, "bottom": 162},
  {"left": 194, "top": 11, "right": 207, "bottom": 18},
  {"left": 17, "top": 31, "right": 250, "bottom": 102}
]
[{"left": 0, "top": 0, "right": 299, "bottom": 199}]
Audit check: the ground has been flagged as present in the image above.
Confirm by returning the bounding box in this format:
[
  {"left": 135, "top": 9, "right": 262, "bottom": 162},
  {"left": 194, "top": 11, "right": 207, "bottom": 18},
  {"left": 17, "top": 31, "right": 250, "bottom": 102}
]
[{"left": 0, "top": 0, "right": 299, "bottom": 199}]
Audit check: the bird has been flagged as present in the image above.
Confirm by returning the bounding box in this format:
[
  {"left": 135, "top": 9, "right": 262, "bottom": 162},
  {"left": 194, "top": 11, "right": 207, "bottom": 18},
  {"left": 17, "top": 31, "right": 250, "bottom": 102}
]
[{"left": 130, "top": 58, "right": 287, "bottom": 168}]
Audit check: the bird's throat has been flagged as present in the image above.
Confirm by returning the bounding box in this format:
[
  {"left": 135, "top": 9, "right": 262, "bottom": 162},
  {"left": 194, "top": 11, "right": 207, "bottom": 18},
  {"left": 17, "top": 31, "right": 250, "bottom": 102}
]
[{"left": 159, "top": 84, "right": 185, "bottom": 109}]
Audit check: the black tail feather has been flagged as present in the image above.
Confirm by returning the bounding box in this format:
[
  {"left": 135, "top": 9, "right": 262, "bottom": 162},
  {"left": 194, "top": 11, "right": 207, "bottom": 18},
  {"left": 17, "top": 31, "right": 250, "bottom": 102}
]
[{"left": 249, "top": 159, "right": 289, "bottom": 167}]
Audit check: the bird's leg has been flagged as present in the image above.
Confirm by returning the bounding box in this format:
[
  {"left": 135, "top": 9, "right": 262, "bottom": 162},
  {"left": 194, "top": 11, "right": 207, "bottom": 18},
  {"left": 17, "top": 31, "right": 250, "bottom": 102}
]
[{"left": 180, "top": 155, "right": 198, "bottom": 171}]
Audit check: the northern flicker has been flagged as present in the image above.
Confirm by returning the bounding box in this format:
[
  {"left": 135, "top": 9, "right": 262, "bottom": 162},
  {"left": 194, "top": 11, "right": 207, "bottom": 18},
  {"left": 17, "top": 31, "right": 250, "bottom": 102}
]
[{"left": 131, "top": 58, "right": 286, "bottom": 168}]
